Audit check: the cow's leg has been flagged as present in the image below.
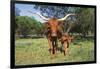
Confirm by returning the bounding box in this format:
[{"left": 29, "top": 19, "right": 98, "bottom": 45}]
[
  {"left": 47, "top": 38, "right": 52, "bottom": 55},
  {"left": 50, "top": 38, "right": 57, "bottom": 58},
  {"left": 53, "top": 40, "right": 57, "bottom": 57},
  {"left": 60, "top": 41, "right": 63, "bottom": 53},
  {"left": 66, "top": 42, "right": 69, "bottom": 55},
  {"left": 52, "top": 41, "right": 55, "bottom": 54},
  {"left": 54, "top": 40, "right": 57, "bottom": 55},
  {"left": 50, "top": 40, "right": 55, "bottom": 58},
  {"left": 47, "top": 39, "right": 56, "bottom": 58}
]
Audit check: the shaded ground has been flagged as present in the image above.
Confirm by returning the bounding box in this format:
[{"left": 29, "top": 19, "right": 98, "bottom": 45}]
[{"left": 15, "top": 37, "right": 95, "bottom": 65}]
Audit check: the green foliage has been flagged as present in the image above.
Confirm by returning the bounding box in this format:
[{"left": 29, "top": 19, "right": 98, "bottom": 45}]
[
  {"left": 75, "top": 8, "right": 95, "bottom": 36},
  {"left": 15, "top": 16, "right": 44, "bottom": 38},
  {"left": 34, "top": 5, "right": 75, "bottom": 18}
]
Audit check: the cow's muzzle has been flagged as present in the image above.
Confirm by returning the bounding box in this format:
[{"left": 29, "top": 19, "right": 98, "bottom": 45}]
[{"left": 51, "top": 33, "right": 57, "bottom": 37}]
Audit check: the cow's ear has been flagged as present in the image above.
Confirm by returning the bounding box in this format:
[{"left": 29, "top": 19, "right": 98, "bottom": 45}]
[
  {"left": 44, "top": 22, "right": 50, "bottom": 28},
  {"left": 44, "top": 22, "right": 48, "bottom": 26},
  {"left": 58, "top": 21, "right": 64, "bottom": 25}
]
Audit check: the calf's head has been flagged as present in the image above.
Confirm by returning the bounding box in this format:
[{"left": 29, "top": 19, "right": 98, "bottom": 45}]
[{"left": 61, "top": 33, "right": 74, "bottom": 44}]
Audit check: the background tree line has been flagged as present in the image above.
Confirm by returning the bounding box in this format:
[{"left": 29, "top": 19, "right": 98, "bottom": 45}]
[
  {"left": 15, "top": 5, "right": 95, "bottom": 38},
  {"left": 15, "top": 16, "right": 45, "bottom": 38}
]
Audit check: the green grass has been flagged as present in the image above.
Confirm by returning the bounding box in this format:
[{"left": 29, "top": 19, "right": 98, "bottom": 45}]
[{"left": 15, "top": 37, "right": 95, "bottom": 65}]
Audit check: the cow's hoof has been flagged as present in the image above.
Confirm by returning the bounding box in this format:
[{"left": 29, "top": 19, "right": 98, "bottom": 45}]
[
  {"left": 63, "top": 51, "right": 66, "bottom": 56},
  {"left": 50, "top": 56, "right": 54, "bottom": 59},
  {"left": 50, "top": 54, "right": 56, "bottom": 59},
  {"left": 64, "top": 54, "right": 66, "bottom": 56},
  {"left": 48, "top": 48, "right": 52, "bottom": 52}
]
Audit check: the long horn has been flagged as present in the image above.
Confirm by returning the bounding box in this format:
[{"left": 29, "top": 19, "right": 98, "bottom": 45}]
[
  {"left": 28, "top": 11, "right": 50, "bottom": 21},
  {"left": 58, "top": 14, "right": 75, "bottom": 21}
]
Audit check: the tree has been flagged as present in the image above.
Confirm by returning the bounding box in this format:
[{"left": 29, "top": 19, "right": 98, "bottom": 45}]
[
  {"left": 34, "top": 5, "right": 75, "bottom": 18},
  {"left": 15, "top": 16, "right": 34, "bottom": 37},
  {"left": 75, "top": 7, "right": 95, "bottom": 37},
  {"left": 15, "top": 16, "right": 45, "bottom": 38}
]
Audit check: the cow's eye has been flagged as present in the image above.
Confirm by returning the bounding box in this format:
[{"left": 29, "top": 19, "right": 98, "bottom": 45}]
[{"left": 47, "top": 27, "right": 50, "bottom": 29}]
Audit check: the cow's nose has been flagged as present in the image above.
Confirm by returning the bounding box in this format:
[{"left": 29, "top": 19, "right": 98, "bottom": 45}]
[{"left": 51, "top": 33, "right": 57, "bottom": 37}]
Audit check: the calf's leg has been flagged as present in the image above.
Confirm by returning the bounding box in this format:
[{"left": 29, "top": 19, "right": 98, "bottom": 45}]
[{"left": 63, "top": 42, "right": 69, "bottom": 56}]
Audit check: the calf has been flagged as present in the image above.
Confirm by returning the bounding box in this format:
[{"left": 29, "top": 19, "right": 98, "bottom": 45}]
[{"left": 60, "top": 33, "right": 74, "bottom": 56}]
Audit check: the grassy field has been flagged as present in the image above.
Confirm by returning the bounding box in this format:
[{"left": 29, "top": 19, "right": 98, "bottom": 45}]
[{"left": 15, "top": 37, "right": 95, "bottom": 66}]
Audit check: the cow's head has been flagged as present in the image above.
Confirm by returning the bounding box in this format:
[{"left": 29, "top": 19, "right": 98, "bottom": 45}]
[
  {"left": 28, "top": 11, "right": 75, "bottom": 37},
  {"left": 45, "top": 17, "right": 62, "bottom": 37}
]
